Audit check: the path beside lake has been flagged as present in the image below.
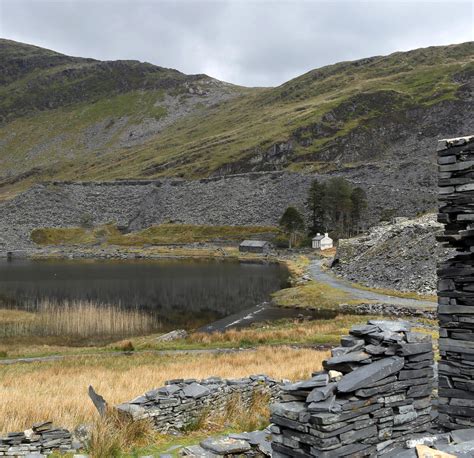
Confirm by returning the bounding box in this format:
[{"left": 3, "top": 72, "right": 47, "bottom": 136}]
[{"left": 309, "top": 259, "right": 437, "bottom": 310}]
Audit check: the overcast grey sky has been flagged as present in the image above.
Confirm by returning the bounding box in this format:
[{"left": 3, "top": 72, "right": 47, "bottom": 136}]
[{"left": 0, "top": 0, "right": 473, "bottom": 86}]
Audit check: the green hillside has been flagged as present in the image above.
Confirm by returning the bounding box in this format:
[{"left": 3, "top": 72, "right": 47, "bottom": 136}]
[{"left": 0, "top": 39, "right": 473, "bottom": 199}]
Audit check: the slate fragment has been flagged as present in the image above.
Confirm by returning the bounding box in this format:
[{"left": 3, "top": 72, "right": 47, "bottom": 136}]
[
  {"left": 368, "top": 320, "right": 411, "bottom": 333},
  {"left": 200, "top": 437, "right": 251, "bottom": 454},
  {"left": 183, "top": 383, "right": 210, "bottom": 399},
  {"left": 337, "top": 356, "right": 405, "bottom": 393},
  {"left": 307, "top": 382, "right": 337, "bottom": 403}
]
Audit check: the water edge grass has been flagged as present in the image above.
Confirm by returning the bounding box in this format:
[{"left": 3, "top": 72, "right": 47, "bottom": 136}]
[{"left": 0, "top": 299, "right": 162, "bottom": 344}]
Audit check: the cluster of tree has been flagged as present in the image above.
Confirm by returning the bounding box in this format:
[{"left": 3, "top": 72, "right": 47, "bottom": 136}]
[
  {"left": 307, "top": 177, "right": 367, "bottom": 238},
  {"left": 278, "top": 178, "right": 368, "bottom": 247}
]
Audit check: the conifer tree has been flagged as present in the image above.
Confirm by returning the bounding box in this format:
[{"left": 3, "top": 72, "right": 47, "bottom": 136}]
[{"left": 279, "top": 206, "right": 305, "bottom": 248}]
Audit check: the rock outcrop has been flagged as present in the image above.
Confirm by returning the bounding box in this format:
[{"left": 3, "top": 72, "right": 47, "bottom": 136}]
[{"left": 332, "top": 214, "right": 453, "bottom": 295}]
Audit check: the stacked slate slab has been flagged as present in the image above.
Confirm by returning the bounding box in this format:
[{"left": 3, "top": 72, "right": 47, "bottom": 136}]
[
  {"left": 270, "top": 320, "right": 434, "bottom": 457},
  {"left": 116, "top": 375, "right": 280, "bottom": 432},
  {"left": 437, "top": 135, "right": 474, "bottom": 430},
  {"left": 0, "top": 421, "right": 80, "bottom": 456}
]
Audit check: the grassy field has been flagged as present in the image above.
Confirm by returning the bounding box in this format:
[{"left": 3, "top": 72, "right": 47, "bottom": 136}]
[
  {"left": 182, "top": 314, "right": 385, "bottom": 347},
  {"left": 0, "top": 316, "right": 438, "bottom": 456},
  {"left": 0, "top": 346, "right": 328, "bottom": 433},
  {"left": 272, "top": 279, "right": 353, "bottom": 309},
  {"left": 0, "top": 293, "right": 438, "bottom": 456},
  {"left": 31, "top": 224, "right": 279, "bottom": 247}
]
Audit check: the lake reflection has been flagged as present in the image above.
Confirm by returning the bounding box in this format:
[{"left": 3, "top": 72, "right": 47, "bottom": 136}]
[{"left": 0, "top": 258, "right": 289, "bottom": 331}]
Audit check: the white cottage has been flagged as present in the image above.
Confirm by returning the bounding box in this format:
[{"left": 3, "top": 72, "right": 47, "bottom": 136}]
[{"left": 312, "top": 233, "right": 333, "bottom": 250}]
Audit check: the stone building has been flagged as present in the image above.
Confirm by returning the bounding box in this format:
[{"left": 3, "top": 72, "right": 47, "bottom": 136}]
[
  {"left": 312, "top": 233, "right": 333, "bottom": 250},
  {"left": 239, "top": 240, "right": 271, "bottom": 254}
]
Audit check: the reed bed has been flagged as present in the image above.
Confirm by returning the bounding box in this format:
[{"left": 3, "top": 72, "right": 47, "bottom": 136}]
[
  {"left": 0, "top": 299, "right": 161, "bottom": 341},
  {"left": 0, "top": 346, "right": 328, "bottom": 433}
]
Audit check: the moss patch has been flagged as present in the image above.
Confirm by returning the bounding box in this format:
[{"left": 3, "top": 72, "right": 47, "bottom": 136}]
[{"left": 31, "top": 224, "right": 121, "bottom": 246}]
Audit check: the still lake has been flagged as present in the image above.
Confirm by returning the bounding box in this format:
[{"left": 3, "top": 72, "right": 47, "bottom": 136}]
[{"left": 0, "top": 258, "right": 290, "bottom": 336}]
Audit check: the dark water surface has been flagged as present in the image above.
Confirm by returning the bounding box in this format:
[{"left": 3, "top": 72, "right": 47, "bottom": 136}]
[{"left": 0, "top": 258, "right": 289, "bottom": 331}]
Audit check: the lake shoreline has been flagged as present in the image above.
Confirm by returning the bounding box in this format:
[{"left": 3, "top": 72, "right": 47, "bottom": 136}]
[
  {"left": 0, "top": 251, "right": 296, "bottom": 349},
  {"left": 11, "top": 243, "right": 285, "bottom": 263}
]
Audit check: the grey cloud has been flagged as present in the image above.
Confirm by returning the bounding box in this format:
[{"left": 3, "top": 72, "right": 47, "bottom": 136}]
[{"left": 0, "top": 0, "right": 472, "bottom": 86}]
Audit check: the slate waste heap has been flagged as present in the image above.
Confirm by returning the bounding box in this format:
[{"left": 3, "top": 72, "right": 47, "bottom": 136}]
[
  {"left": 437, "top": 135, "right": 474, "bottom": 430},
  {"left": 270, "top": 320, "right": 434, "bottom": 457}
]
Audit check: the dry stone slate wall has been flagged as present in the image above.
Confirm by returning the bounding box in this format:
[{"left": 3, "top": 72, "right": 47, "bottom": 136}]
[
  {"left": 437, "top": 135, "right": 474, "bottom": 429},
  {"left": 116, "top": 375, "right": 281, "bottom": 432},
  {"left": 269, "top": 320, "right": 434, "bottom": 457},
  {"left": 0, "top": 421, "right": 80, "bottom": 456}
]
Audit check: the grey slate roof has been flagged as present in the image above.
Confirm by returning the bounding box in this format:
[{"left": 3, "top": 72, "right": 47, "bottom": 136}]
[
  {"left": 312, "top": 235, "right": 324, "bottom": 241},
  {"left": 239, "top": 240, "right": 269, "bottom": 247}
]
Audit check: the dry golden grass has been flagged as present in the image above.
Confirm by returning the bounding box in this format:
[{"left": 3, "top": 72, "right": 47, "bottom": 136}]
[
  {"left": 0, "top": 308, "right": 35, "bottom": 324},
  {"left": 0, "top": 346, "right": 328, "bottom": 433},
  {"left": 0, "top": 313, "right": 381, "bottom": 360},
  {"left": 89, "top": 410, "right": 156, "bottom": 458},
  {"left": 200, "top": 390, "right": 271, "bottom": 435},
  {"left": 186, "top": 314, "right": 377, "bottom": 347}
]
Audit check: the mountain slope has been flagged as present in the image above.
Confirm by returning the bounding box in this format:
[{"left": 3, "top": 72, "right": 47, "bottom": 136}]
[
  {"left": 0, "top": 40, "right": 473, "bottom": 200},
  {"left": 0, "top": 39, "right": 233, "bottom": 121}
]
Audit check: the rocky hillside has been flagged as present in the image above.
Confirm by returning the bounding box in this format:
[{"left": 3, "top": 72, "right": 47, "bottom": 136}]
[
  {"left": 332, "top": 214, "right": 454, "bottom": 295},
  {"left": 0, "top": 40, "right": 473, "bottom": 209},
  {"left": 0, "top": 173, "right": 438, "bottom": 250}
]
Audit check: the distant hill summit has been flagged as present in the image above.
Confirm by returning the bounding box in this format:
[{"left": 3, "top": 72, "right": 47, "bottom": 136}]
[
  {"left": 0, "top": 39, "right": 473, "bottom": 203},
  {"left": 0, "top": 39, "right": 221, "bottom": 121}
]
